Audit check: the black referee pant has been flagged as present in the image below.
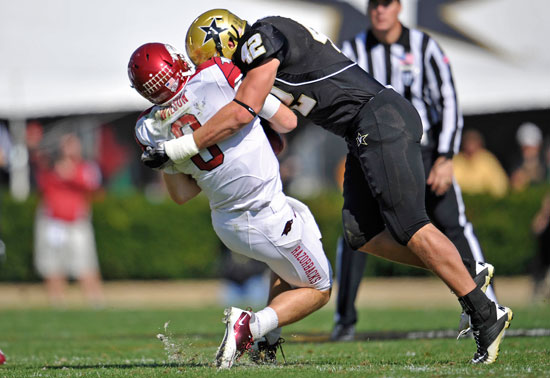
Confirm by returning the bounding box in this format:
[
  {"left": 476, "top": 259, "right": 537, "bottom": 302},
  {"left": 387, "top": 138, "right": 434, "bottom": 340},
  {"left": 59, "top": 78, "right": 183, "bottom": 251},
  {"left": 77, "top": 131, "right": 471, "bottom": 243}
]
[{"left": 334, "top": 151, "right": 490, "bottom": 327}]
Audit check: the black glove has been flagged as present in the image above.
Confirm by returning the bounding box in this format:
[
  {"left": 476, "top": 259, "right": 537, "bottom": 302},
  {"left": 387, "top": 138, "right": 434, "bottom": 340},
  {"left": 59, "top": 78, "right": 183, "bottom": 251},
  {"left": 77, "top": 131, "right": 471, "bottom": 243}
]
[{"left": 141, "top": 144, "right": 170, "bottom": 170}]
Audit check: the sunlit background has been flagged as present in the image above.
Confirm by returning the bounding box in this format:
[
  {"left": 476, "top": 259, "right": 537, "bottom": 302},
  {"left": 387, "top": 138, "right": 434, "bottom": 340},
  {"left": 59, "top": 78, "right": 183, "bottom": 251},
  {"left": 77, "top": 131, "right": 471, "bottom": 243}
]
[
  {"left": 0, "top": 0, "right": 548, "bottom": 307},
  {"left": 1, "top": 0, "right": 548, "bottom": 198}
]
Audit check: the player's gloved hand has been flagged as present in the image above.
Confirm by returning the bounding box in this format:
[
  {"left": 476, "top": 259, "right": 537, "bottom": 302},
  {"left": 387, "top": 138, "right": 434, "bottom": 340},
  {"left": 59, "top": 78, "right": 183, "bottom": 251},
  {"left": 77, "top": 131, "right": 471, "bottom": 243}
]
[{"left": 141, "top": 144, "right": 171, "bottom": 170}]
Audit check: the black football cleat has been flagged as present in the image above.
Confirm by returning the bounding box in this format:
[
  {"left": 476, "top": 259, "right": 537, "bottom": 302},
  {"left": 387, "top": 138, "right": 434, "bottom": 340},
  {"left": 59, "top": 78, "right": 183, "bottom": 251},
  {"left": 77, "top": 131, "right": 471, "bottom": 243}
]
[
  {"left": 470, "top": 304, "right": 513, "bottom": 364},
  {"left": 458, "top": 262, "right": 495, "bottom": 338},
  {"left": 249, "top": 336, "right": 286, "bottom": 364},
  {"left": 330, "top": 323, "right": 356, "bottom": 342}
]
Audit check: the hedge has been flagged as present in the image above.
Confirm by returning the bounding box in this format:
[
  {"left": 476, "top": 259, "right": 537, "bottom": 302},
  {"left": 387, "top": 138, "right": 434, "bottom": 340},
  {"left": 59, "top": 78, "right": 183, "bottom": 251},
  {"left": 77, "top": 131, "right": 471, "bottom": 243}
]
[
  {"left": 0, "top": 186, "right": 547, "bottom": 281},
  {"left": 360, "top": 186, "right": 548, "bottom": 277}
]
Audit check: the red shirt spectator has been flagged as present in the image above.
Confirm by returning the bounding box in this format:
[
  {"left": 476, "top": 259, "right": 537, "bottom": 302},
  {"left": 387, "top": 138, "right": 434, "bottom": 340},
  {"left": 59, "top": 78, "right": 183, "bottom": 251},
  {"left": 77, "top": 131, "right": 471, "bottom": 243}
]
[{"left": 36, "top": 133, "right": 101, "bottom": 221}]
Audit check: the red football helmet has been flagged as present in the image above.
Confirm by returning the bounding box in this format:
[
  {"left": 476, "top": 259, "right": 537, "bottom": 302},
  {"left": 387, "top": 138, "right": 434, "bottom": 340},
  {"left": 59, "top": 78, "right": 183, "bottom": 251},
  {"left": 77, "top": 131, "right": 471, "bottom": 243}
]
[{"left": 128, "top": 43, "right": 195, "bottom": 105}]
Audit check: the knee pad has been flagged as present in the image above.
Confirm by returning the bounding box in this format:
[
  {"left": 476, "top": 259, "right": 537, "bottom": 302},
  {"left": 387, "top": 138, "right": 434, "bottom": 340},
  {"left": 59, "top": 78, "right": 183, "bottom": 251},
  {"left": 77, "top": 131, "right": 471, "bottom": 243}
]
[{"left": 342, "top": 209, "right": 368, "bottom": 250}]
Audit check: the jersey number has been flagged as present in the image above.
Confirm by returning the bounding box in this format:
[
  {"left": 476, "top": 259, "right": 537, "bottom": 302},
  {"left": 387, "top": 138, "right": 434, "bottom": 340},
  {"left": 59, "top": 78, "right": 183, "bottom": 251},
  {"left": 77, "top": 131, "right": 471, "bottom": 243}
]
[
  {"left": 303, "top": 24, "right": 341, "bottom": 53},
  {"left": 171, "top": 114, "right": 224, "bottom": 171},
  {"left": 241, "top": 33, "right": 267, "bottom": 64},
  {"left": 270, "top": 87, "right": 317, "bottom": 117}
]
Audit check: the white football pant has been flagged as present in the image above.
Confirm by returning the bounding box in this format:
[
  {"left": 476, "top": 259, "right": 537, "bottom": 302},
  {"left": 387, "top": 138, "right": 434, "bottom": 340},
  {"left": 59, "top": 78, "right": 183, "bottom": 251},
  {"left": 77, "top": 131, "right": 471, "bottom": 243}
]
[{"left": 212, "top": 193, "right": 332, "bottom": 291}]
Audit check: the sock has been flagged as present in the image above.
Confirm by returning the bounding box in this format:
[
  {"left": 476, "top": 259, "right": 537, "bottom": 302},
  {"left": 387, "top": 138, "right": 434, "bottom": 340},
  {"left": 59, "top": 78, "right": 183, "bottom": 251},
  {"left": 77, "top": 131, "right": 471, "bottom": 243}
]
[
  {"left": 265, "top": 327, "right": 282, "bottom": 345},
  {"left": 458, "top": 287, "right": 493, "bottom": 326},
  {"left": 249, "top": 306, "right": 278, "bottom": 340}
]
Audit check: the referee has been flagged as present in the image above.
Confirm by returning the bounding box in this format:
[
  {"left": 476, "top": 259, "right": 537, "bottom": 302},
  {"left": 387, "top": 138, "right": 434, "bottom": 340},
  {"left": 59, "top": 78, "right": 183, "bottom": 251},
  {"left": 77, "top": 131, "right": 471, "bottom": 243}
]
[{"left": 331, "top": 0, "right": 497, "bottom": 341}]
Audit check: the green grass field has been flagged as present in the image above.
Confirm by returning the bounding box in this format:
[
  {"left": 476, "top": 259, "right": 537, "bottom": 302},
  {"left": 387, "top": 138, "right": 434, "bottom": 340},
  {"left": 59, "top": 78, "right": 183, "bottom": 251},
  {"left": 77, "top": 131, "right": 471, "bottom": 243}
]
[{"left": 1, "top": 304, "right": 549, "bottom": 377}]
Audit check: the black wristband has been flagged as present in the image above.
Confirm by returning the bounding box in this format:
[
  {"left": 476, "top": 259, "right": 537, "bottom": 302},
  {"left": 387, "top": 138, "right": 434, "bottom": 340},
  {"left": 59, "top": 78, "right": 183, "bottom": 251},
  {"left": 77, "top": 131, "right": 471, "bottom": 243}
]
[{"left": 232, "top": 99, "right": 257, "bottom": 118}]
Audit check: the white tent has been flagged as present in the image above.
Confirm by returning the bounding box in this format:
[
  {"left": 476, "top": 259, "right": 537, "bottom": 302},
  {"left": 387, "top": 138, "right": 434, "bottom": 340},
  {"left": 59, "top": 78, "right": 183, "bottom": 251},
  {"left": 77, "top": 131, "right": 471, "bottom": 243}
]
[
  {"left": 0, "top": 0, "right": 339, "bottom": 119},
  {"left": 344, "top": 0, "right": 550, "bottom": 115},
  {"left": 1, "top": 0, "right": 548, "bottom": 119},
  {"left": 0, "top": 0, "right": 340, "bottom": 199},
  {"left": 434, "top": 0, "right": 550, "bottom": 114},
  {"left": 1, "top": 0, "right": 548, "bottom": 199}
]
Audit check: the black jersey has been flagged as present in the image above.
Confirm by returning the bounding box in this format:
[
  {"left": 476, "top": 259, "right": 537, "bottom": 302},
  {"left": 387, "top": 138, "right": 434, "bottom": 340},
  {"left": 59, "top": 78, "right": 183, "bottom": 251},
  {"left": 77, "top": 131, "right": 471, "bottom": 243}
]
[{"left": 233, "top": 16, "right": 384, "bottom": 137}]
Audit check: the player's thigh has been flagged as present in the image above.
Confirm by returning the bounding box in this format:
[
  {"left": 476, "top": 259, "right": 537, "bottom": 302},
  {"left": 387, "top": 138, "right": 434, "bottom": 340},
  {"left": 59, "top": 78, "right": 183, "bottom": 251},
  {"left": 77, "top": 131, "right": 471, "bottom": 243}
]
[
  {"left": 265, "top": 221, "right": 332, "bottom": 291},
  {"left": 352, "top": 89, "right": 429, "bottom": 244},
  {"left": 213, "top": 202, "right": 331, "bottom": 291},
  {"left": 341, "top": 153, "right": 385, "bottom": 249}
]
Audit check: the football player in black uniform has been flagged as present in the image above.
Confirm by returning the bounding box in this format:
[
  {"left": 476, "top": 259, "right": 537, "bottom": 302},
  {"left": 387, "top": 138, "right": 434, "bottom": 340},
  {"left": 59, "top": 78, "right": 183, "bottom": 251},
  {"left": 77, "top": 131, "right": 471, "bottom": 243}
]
[
  {"left": 146, "top": 9, "right": 513, "bottom": 365},
  {"left": 331, "top": 0, "right": 498, "bottom": 343}
]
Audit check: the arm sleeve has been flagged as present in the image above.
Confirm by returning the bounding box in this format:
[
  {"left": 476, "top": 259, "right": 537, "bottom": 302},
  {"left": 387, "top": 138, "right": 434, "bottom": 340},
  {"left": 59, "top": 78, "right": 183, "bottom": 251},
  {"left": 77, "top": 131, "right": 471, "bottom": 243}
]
[
  {"left": 134, "top": 108, "right": 156, "bottom": 151},
  {"left": 134, "top": 105, "right": 175, "bottom": 150},
  {"left": 424, "top": 37, "right": 462, "bottom": 158}
]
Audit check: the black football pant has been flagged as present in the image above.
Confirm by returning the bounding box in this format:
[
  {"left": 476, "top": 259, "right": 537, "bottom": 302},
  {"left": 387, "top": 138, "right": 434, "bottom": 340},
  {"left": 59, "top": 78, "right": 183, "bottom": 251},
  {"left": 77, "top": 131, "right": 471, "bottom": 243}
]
[
  {"left": 334, "top": 152, "right": 492, "bottom": 327},
  {"left": 532, "top": 222, "right": 550, "bottom": 284}
]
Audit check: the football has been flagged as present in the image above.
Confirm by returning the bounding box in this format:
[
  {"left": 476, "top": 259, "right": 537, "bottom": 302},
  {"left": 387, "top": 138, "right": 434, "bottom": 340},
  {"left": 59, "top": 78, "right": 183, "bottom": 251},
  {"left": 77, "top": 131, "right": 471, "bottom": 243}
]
[
  {"left": 261, "top": 120, "right": 285, "bottom": 155},
  {"left": 0, "top": 349, "right": 6, "bottom": 365}
]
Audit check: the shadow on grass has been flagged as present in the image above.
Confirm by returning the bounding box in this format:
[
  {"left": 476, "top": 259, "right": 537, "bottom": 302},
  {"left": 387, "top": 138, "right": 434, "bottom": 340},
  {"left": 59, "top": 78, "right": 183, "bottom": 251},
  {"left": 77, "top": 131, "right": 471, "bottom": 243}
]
[
  {"left": 29, "top": 360, "right": 322, "bottom": 370},
  {"left": 32, "top": 362, "right": 212, "bottom": 370},
  {"left": 286, "top": 328, "right": 550, "bottom": 343}
]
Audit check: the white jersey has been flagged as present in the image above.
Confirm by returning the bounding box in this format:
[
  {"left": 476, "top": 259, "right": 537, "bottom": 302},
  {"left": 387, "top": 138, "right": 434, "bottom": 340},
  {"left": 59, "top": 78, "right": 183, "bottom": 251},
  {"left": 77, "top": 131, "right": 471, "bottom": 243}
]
[
  {"left": 135, "top": 57, "right": 332, "bottom": 291},
  {"left": 135, "top": 57, "right": 282, "bottom": 212}
]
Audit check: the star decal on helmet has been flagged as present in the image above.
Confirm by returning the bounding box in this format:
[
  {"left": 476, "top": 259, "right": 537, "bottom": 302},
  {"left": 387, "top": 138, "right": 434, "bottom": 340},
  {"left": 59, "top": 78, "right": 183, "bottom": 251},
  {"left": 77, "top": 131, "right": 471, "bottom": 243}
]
[
  {"left": 356, "top": 132, "right": 369, "bottom": 147},
  {"left": 199, "top": 18, "right": 228, "bottom": 45}
]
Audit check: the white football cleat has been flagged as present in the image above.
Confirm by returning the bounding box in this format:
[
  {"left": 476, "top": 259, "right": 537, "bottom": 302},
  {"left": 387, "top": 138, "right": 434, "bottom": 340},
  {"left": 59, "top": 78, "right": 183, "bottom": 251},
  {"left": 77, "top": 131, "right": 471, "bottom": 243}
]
[{"left": 215, "top": 307, "right": 254, "bottom": 369}]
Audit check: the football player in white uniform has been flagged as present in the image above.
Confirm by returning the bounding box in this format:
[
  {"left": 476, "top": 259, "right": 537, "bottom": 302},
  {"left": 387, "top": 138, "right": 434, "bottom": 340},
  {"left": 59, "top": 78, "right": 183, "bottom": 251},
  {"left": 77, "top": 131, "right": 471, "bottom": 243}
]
[{"left": 128, "top": 43, "right": 332, "bottom": 369}]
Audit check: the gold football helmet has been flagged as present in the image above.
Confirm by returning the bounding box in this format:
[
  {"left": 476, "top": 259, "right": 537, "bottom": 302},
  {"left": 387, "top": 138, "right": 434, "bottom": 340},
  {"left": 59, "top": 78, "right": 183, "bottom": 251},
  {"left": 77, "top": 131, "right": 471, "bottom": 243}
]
[{"left": 186, "top": 9, "right": 248, "bottom": 65}]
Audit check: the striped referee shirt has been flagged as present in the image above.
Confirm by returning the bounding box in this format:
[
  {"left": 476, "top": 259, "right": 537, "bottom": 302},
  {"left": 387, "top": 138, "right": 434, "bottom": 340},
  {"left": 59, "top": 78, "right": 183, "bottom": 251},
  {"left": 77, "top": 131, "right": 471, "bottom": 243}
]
[{"left": 342, "top": 26, "right": 463, "bottom": 158}]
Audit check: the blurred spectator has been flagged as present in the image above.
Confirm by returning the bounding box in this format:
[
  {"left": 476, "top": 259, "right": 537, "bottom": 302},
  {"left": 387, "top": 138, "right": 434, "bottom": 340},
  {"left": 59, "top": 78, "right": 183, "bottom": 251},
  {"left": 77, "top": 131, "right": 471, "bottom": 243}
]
[
  {"left": 510, "top": 122, "right": 545, "bottom": 191},
  {"left": 0, "top": 122, "right": 12, "bottom": 187},
  {"left": 453, "top": 129, "right": 509, "bottom": 197},
  {"left": 332, "top": 156, "right": 366, "bottom": 341},
  {"left": 0, "top": 122, "right": 11, "bottom": 266},
  {"left": 96, "top": 125, "right": 132, "bottom": 194},
  {"left": 33, "top": 133, "right": 104, "bottom": 308},
  {"left": 26, "top": 120, "right": 44, "bottom": 189},
  {"left": 278, "top": 152, "right": 300, "bottom": 193},
  {"left": 528, "top": 139, "right": 550, "bottom": 301},
  {"left": 218, "top": 243, "right": 269, "bottom": 307}
]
